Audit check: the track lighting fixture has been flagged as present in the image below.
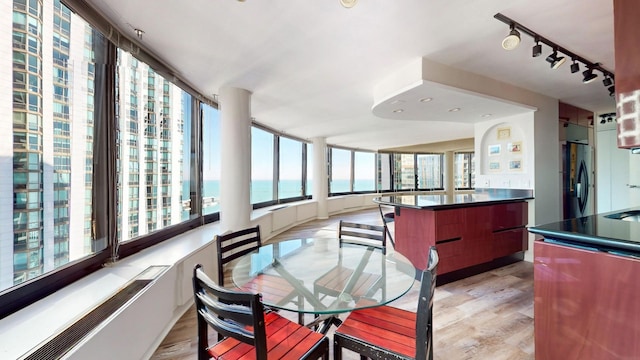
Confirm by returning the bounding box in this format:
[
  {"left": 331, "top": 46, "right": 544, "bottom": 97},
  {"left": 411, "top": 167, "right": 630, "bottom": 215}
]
[
  {"left": 570, "top": 59, "right": 580, "bottom": 73},
  {"left": 545, "top": 49, "right": 566, "bottom": 69},
  {"left": 532, "top": 38, "right": 542, "bottom": 57},
  {"left": 502, "top": 24, "right": 521, "bottom": 50},
  {"left": 582, "top": 68, "right": 598, "bottom": 83},
  {"left": 494, "top": 13, "right": 614, "bottom": 96}
]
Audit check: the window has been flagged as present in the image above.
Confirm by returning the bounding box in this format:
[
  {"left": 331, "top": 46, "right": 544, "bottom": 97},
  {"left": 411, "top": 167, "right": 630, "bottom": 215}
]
[
  {"left": 251, "top": 127, "right": 274, "bottom": 204},
  {"left": 416, "top": 153, "right": 443, "bottom": 190},
  {"left": 116, "top": 50, "right": 194, "bottom": 242},
  {"left": 377, "top": 153, "right": 392, "bottom": 191},
  {"left": 454, "top": 152, "right": 475, "bottom": 189},
  {"left": 202, "top": 103, "right": 220, "bottom": 216},
  {"left": 278, "top": 137, "right": 303, "bottom": 200},
  {"left": 3, "top": 1, "right": 106, "bottom": 294},
  {"left": 393, "top": 154, "right": 415, "bottom": 190},
  {"left": 306, "top": 143, "right": 313, "bottom": 197},
  {"left": 353, "top": 151, "right": 375, "bottom": 192},
  {"left": 330, "top": 147, "right": 351, "bottom": 193}
]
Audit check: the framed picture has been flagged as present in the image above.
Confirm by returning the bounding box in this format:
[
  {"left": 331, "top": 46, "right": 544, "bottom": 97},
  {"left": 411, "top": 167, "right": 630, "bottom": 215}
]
[
  {"left": 488, "top": 144, "right": 501, "bottom": 156},
  {"left": 509, "top": 160, "right": 522, "bottom": 171},
  {"left": 497, "top": 127, "right": 511, "bottom": 140},
  {"left": 489, "top": 161, "right": 501, "bottom": 171},
  {"left": 508, "top": 141, "right": 522, "bottom": 153}
]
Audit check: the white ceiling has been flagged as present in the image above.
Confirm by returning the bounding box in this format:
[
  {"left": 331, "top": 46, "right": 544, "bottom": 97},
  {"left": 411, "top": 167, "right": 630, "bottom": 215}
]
[{"left": 84, "top": 0, "right": 616, "bottom": 151}]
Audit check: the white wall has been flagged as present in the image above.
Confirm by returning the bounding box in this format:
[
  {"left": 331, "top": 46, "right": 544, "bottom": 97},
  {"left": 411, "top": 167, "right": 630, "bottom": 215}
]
[
  {"left": 475, "top": 114, "right": 535, "bottom": 190},
  {"left": 595, "top": 116, "right": 631, "bottom": 212}
]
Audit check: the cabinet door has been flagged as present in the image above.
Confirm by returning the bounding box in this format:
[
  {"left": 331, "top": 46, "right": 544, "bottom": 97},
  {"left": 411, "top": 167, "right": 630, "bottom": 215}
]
[{"left": 535, "top": 241, "right": 640, "bottom": 359}]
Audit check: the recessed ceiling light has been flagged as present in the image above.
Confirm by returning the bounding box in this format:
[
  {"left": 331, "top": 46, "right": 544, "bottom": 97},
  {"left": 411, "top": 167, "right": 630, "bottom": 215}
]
[
  {"left": 448, "top": 108, "right": 461, "bottom": 112},
  {"left": 393, "top": 109, "right": 404, "bottom": 113},
  {"left": 390, "top": 99, "right": 405, "bottom": 105},
  {"left": 481, "top": 114, "right": 492, "bottom": 118},
  {"left": 419, "top": 97, "right": 433, "bottom": 102}
]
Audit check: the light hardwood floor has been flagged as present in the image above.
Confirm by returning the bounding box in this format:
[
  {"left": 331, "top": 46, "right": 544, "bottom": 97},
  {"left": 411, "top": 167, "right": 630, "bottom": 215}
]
[{"left": 151, "top": 208, "right": 534, "bottom": 360}]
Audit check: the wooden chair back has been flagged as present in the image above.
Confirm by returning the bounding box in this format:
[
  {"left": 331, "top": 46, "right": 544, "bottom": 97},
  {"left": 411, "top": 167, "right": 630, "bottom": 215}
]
[
  {"left": 338, "top": 220, "right": 387, "bottom": 254},
  {"left": 415, "top": 246, "right": 439, "bottom": 359},
  {"left": 215, "top": 225, "right": 261, "bottom": 285},
  {"left": 192, "top": 264, "right": 268, "bottom": 360}
]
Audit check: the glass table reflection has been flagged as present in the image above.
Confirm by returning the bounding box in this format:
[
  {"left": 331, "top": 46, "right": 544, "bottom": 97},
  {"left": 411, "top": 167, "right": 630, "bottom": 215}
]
[{"left": 231, "top": 238, "right": 416, "bottom": 333}]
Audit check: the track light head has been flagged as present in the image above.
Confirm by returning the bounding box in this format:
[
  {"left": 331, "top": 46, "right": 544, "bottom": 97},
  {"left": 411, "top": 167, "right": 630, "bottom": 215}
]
[
  {"left": 582, "top": 69, "right": 598, "bottom": 83},
  {"left": 532, "top": 43, "right": 542, "bottom": 57},
  {"left": 603, "top": 76, "right": 613, "bottom": 87},
  {"left": 545, "top": 50, "right": 566, "bottom": 69},
  {"left": 570, "top": 60, "right": 580, "bottom": 73},
  {"left": 502, "top": 24, "right": 521, "bottom": 50}
]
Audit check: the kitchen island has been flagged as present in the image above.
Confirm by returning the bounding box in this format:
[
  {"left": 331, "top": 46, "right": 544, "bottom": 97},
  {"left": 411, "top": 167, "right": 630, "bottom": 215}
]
[
  {"left": 528, "top": 210, "right": 640, "bottom": 359},
  {"left": 374, "top": 189, "right": 533, "bottom": 283}
]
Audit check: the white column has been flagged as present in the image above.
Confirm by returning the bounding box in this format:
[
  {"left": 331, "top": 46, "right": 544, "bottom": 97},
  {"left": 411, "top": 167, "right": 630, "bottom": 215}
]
[
  {"left": 219, "top": 87, "right": 252, "bottom": 232},
  {"left": 312, "top": 137, "right": 329, "bottom": 219},
  {"left": 444, "top": 151, "right": 455, "bottom": 194}
]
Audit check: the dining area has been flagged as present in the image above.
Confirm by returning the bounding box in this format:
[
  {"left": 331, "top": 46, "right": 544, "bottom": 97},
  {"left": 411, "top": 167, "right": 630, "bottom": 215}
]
[{"left": 151, "top": 208, "right": 534, "bottom": 360}]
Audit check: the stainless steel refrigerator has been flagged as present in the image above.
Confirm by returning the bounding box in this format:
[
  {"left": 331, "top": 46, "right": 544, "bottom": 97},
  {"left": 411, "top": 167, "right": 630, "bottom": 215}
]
[{"left": 563, "top": 141, "right": 594, "bottom": 219}]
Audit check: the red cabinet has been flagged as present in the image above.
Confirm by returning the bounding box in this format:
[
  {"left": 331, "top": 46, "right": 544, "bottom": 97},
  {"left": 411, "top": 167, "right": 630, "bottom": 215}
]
[
  {"left": 394, "top": 201, "right": 528, "bottom": 274},
  {"left": 534, "top": 240, "right": 640, "bottom": 359}
]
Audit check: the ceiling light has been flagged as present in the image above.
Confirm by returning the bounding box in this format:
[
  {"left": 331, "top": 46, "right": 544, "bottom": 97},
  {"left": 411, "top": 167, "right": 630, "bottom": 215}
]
[
  {"left": 419, "top": 97, "right": 433, "bottom": 102},
  {"left": 608, "top": 85, "right": 615, "bottom": 97},
  {"left": 570, "top": 60, "right": 580, "bottom": 73},
  {"left": 501, "top": 24, "right": 521, "bottom": 50},
  {"left": 340, "top": 0, "right": 357, "bottom": 8},
  {"left": 545, "top": 50, "right": 566, "bottom": 69},
  {"left": 603, "top": 76, "right": 613, "bottom": 87},
  {"left": 481, "top": 114, "right": 492, "bottom": 118},
  {"left": 448, "top": 108, "right": 461, "bottom": 112},
  {"left": 582, "top": 69, "right": 598, "bottom": 83},
  {"left": 390, "top": 99, "right": 405, "bottom": 105},
  {"left": 393, "top": 109, "right": 404, "bottom": 113},
  {"left": 532, "top": 38, "right": 542, "bottom": 57}
]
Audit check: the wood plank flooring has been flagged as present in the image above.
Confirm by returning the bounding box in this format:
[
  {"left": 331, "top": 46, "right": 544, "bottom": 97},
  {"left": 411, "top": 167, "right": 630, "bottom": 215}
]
[{"left": 150, "top": 208, "right": 534, "bottom": 360}]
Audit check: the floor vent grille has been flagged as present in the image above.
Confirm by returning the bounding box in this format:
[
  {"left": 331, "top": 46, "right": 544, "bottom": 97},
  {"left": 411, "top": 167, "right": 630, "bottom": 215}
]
[{"left": 20, "top": 265, "right": 168, "bottom": 360}]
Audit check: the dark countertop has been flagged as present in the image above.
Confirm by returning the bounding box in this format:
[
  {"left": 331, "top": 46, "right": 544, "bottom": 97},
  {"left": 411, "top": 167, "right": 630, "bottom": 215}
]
[
  {"left": 373, "top": 188, "right": 533, "bottom": 210},
  {"left": 528, "top": 208, "right": 640, "bottom": 254}
]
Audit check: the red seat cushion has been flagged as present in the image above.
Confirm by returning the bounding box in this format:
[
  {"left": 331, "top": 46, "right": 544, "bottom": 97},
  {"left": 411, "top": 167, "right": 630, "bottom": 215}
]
[
  {"left": 335, "top": 305, "right": 417, "bottom": 358},
  {"left": 208, "top": 312, "right": 325, "bottom": 359}
]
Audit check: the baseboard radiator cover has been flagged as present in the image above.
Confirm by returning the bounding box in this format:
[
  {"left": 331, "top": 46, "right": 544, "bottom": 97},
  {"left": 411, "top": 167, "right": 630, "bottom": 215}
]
[{"left": 18, "top": 265, "right": 169, "bottom": 360}]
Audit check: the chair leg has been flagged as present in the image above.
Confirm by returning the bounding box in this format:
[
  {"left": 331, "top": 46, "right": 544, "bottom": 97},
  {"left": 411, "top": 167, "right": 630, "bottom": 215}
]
[{"left": 333, "top": 340, "right": 342, "bottom": 360}]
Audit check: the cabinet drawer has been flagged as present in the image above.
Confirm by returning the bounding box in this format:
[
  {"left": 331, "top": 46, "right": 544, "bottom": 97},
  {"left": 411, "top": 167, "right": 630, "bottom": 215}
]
[
  {"left": 435, "top": 208, "right": 463, "bottom": 241},
  {"left": 492, "top": 202, "right": 527, "bottom": 231},
  {"left": 493, "top": 228, "right": 527, "bottom": 258}
]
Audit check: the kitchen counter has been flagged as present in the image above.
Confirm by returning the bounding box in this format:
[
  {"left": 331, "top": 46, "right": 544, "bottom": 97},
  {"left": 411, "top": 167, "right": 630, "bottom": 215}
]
[
  {"left": 373, "top": 188, "right": 533, "bottom": 210},
  {"left": 375, "top": 189, "right": 532, "bottom": 281},
  {"left": 528, "top": 207, "right": 640, "bottom": 254}
]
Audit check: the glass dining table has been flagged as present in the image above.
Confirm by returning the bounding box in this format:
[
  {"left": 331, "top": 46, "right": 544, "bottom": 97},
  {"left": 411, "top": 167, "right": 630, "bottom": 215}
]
[{"left": 231, "top": 237, "right": 417, "bottom": 333}]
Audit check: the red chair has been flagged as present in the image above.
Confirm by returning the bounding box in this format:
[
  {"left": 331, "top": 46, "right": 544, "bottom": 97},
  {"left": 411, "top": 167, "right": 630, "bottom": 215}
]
[
  {"left": 193, "top": 264, "right": 329, "bottom": 360},
  {"left": 333, "top": 246, "right": 439, "bottom": 360}
]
